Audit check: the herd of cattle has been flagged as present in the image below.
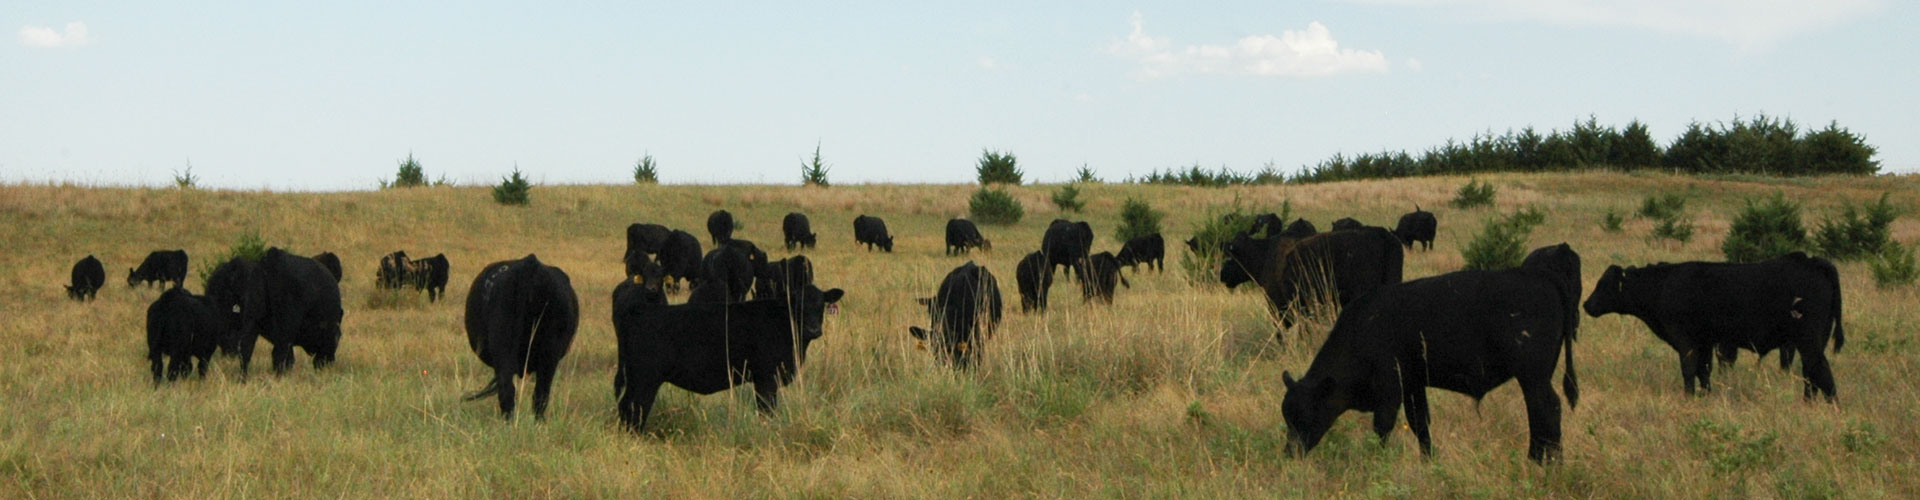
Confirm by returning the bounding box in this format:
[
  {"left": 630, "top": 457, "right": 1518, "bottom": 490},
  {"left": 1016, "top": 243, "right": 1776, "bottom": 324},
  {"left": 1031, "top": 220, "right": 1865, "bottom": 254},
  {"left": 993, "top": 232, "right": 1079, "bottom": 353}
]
[{"left": 68, "top": 201, "right": 1847, "bottom": 463}]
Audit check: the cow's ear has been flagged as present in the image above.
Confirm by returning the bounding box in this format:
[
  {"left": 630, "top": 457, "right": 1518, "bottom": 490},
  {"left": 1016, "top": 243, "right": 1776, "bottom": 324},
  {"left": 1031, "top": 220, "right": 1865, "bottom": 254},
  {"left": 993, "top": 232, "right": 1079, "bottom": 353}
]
[
  {"left": 908, "top": 327, "right": 929, "bottom": 340},
  {"left": 822, "top": 288, "right": 844, "bottom": 304},
  {"left": 916, "top": 297, "right": 932, "bottom": 306},
  {"left": 1282, "top": 371, "right": 1298, "bottom": 389}
]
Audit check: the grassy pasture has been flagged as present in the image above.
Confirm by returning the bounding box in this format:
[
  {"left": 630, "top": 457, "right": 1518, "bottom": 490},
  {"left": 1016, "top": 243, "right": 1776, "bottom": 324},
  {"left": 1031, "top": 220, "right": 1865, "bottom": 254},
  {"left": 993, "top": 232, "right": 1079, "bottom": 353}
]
[{"left": 1, "top": 171, "right": 1917, "bottom": 498}]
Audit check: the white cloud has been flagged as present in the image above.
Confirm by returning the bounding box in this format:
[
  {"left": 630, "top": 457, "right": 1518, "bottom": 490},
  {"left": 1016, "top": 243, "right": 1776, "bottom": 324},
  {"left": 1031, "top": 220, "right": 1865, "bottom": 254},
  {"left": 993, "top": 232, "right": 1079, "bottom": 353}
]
[
  {"left": 977, "top": 56, "right": 997, "bottom": 70},
  {"left": 19, "top": 22, "right": 92, "bottom": 48},
  {"left": 1359, "top": 0, "right": 1885, "bottom": 48},
  {"left": 1111, "top": 12, "right": 1389, "bottom": 79}
]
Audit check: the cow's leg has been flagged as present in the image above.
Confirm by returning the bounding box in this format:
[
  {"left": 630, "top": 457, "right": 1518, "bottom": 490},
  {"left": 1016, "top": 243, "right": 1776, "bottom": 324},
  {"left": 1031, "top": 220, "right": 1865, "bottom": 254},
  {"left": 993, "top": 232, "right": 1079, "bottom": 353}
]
[
  {"left": 1676, "top": 346, "right": 1701, "bottom": 395},
  {"left": 168, "top": 355, "right": 192, "bottom": 380},
  {"left": 1519, "top": 376, "right": 1565, "bottom": 463},
  {"left": 620, "top": 378, "right": 662, "bottom": 432},
  {"left": 1401, "top": 378, "right": 1434, "bottom": 457},
  {"left": 493, "top": 353, "right": 523, "bottom": 418},
  {"left": 149, "top": 351, "right": 165, "bottom": 385},
  {"left": 1693, "top": 346, "right": 1715, "bottom": 394},
  {"left": 309, "top": 323, "right": 341, "bottom": 369},
  {"left": 1715, "top": 343, "right": 1739, "bottom": 367},
  {"left": 1799, "top": 348, "right": 1838, "bottom": 402},
  {"left": 196, "top": 354, "right": 212, "bottom": 378},
  {"left": 752, "top": 372, "right": 781, "bottom": 414},
  {"left": 530, "top": 363, "right": 557, "bottom": 420}
]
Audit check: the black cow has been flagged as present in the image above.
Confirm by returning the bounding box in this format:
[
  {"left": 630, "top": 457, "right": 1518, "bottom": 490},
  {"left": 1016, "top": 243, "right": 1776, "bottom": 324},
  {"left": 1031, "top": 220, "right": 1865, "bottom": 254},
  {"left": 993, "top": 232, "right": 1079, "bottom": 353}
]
[
  {"left": 612, "top": 279, "right": 843, "bottom": 431},
  {"left": 690, "top": 245, "right": 754, "bottom": 304},
  {"left": 1280, "top": 219, "right": 1319, "bottom": 239},
  {"left": 1081, "top": 251, "right": 1130, "bottom": 304},
  {"left": 656, "top": 230, "right": 703, "bottom": 292},
  {"left": 312, "top": 252, "right": 343, "bottom": 283},
  {"left": 128, "top": 250, "right": 188, "bottom": 288},
  {"left": 1330, "top": 218, "right": 1364, "bottom": 232},
  {"left": 205, "top": 248, "right": 343, "bottom": 377},
  {"left": 1393, "top": 206, "right": 1438, "bottom": 251},
  {"left": 1116, "top": 233, "right": 1165, "bottom": 272},
  {"left": 145, "top": 287, "right": 225, "bottom": 384},
  {"left": 1016, "top": 251, "right": 1052, "bottom": 313},
  {"left": 910, "top": 262, "right": 1004, "bottom": 368},
  {"left": 1247, "top": 213, "right": 1286, "bottom": 237},
  {"left": 853, "top": 215, "right": 894, "bottom": 252},
  {"left": 1041, "top": 219, "right": 1094, "bottom": 282},
  {"left": 377, "top": 250, "right": 412, "bottom": 289},
  {"left": 67, "top": 255, "right": 105, "bottom": 301},
  {"left": 625, "top": 248, "right": 657, "bottom": 279},
  {"left": 1583, "top": 252, "right": 1844, "bottom": 401},
  {"left": 1221, "top": 227, "right": 1404, "bottom": 333},
  {"left": 782, "top": 212, "right": 817, "bottom": 250},
  {"left": 722, "top": 239, "right": 772, "bottom": 296},
  {"left": 945, "top": 218, "right": 992, "bottom": 255},
  {"left": 416, "top": 254, "right": 451, "bottom": 302},
  {"left": 706, "top": 210, "right": 735, "bottom": 245},
  {"left": 461, "top": 255, "right": 581, "bottom": 419},
  {"left": 626, "top": 223, "right": 672, "bottom": 269},
  {"left": 1282, "top": 244, "right": 1583, "bottom": 463},
  {"left": 754, "top": 255, "right": 815, "bottom": 307}
]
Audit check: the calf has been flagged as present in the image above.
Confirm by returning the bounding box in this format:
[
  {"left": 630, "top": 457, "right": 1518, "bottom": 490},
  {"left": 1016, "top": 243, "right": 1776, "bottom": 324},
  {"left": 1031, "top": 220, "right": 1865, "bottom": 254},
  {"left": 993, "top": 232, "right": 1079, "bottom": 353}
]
[
  {"left": 1583, "top": 252, "right": 1844, "bottom": 401},
  {"left": 612, "top": 279, "right": 843, "bottom": 431},
  {"left": 312, "top": 252, "right": 343, "bottom": 283},
  {"left": 1393, "top": 205, "right": 1438, "bottom": 251},
  {"left": 853, "top": 215, "right": 894, "bottom": 252},
  {"left": 416, "top": 253, "right": 451, "bottom": 302},
  {"left": 145, "top": 287, "right": 226, "bottom": 384},
  {"left": 782, "top": 212, "right": 817, "bottom": 250},
  {"left": 1282, "top": 243, "right": 1583, "bottom": 463},
  {"left": 909, "top": 261, "right": 1004, "bottom": 368},
  {"left": 945, "top": 218, "right": 992, "bottom": 255},
  {"left": 1115, "top": 233, "right": 1165, "bottom": 272},
  {"left": 656, "top": 230, "right": 704, "bottom": 292},
  {"left": 1221, "top": 227, "right": 1404, "bottom": 334},
  {"left": 461, "top": 255, "right": 581, "bottom": 419},
  {"left": 67, "top": 255, "right": 106, "bottom": 301},
  {"left": 1015, "top": 251, "right": 1052, "bottom": 313},
  {"left": 1041, "top": 219, "right": 1094, "bottom": 282},
  {"left": 1081, "top": 251, "right": 1130, "bottom": 304},
  {"left": 128, "top": 250, "right": 188, "bottom": 288},
  {"left": 205, "top": 248, "right": 343, "bottom": 377},
  {"left": 706, "top": 210, "right": 736, "bottom": 245}
]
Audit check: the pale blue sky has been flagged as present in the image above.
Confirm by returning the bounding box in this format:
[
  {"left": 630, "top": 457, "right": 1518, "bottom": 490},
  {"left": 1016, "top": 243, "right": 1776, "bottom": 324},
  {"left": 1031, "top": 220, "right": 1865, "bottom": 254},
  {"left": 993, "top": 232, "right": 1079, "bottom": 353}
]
[{"left": 5, "top": 1, "right": 1914, "bottom": 190}]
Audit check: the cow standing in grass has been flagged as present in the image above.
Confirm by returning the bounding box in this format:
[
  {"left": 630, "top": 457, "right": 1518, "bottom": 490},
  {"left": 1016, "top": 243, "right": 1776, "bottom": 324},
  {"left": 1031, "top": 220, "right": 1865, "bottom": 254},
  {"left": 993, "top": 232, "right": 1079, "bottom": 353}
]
[
  {"left": 1393, "top": 206, "right": 1438, "bottom": 251},
  {"left": 462, "top": 254, "right": 580, "bottom": 419},
  {"left": 311, "top": 252, "right": 343, "bottom": 283},
  {"left": 145, "top": 287, "right": 226, "bottom": 384},
  {"left": 1081, "top": 252, "right": 1130, "bottom": 304},
  {"left": 910, "top": 262, "right": 1003, "bottom": 368},
  {"left": 782, "top": 213, "right": 817, "bottom": 250},
  {"left": 706, "top": 210, "right": 735, "bottom": 245},
  {"left": 1115, "top": 233, "right": 1164, "bottom": 272},
  {"left": 1015, "top": 251, "right": 1052, "bottom": 313},
  {"left": 945, "top": 218, "right": 991, "bottom": 255},
  {"left": 67, "top": 255, "right": 105, "bottom": 301},
  {"left": 1041, "top": 219, "right": 1093, "bottom": 282},
  {"left": 205, "top": 248, "right": 343, "bottom": 377},
  {"left": 1221, "top": 227, "right": 1403, "bottom": 334},
  {"left": 657, "top": 230, "right": 703, "bottom": 293},
  {"left": 853, "top": 215, "right": 894, "bottom": 252},
  {"left": 128, "top": 250, "right": 188, "bottom": 288}
]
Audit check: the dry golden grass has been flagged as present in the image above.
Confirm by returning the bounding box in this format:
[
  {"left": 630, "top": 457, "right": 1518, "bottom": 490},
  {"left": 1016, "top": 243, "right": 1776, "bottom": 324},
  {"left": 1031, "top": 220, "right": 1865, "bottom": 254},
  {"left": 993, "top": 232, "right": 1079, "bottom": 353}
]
[{"left": 1, "top": 172, "right": 1917, "bottom": 498}]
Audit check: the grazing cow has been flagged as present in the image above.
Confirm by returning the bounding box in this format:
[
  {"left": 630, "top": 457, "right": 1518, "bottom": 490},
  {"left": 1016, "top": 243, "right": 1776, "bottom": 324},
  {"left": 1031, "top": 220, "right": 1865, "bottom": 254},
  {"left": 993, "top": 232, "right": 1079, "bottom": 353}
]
[
  {"left": 205, "top": 248, "right": 343, "bottom": 376},
  {"left": 311, "top": 252, "right": 343, "bottom": 283},
  {"left": 1221, "top": 227, "right": 1404, "bottom": 333},
  {"left": 1583, "top": 252, "right": 1844, "bottom": 401},
  {"left": 625, "top": 223, "right": 672, "bottom": 270},
  {"left": 909, "top": 262, "right": 1004, "bottom": 368},
  {"left": 782, "top": 212, "right": 817, "bottom": 250},
  {"left": 145, "top": 287, "right": 225, "bottom": 384},
  {"left": 1015, "top": 251, "right": 1052, "bottom": 313},
  {"left": 1282, "top": 243, "right": 1583, "bottom": 463},
  {"left": 612, "top": 279, "right": 844, "bottom": 431},
  {"left": 945, "top": 218, "right": 992, "bottom": 255},
  {"left": 706, "top": 210, "right": 735, "bottom": 245},
  {"left": 377, "top": 250, "right": 412, "bottom": 289},
  {"left": 128, "top": 250, "right": 188, "bottom": 288},
  {"left": 656, "top": 230, "right": 703, "bottom": 292},
  {"left": 853, "top": 215, "right": 894, "bottom": 252},
  {"left": 1394, "top": 206, "right": 1438, "bottom": 251},
  {"left": 1116, "top": 233, "right": 1165, "bottom": 272},
  {"left": 415, "top": 254, "right": 451, "bottom": 302},
  {"left": 1280, "top": 219, "right": 1319, "bottom": 239},
  {"left": 689, "top": 245, "right": 754, "bottom": 304},
  {"left": 1330, "top": 218, "right": 1364, "bottom": 232},
  {"left": 67, "top": 255, "right": 106, "bottom": 301},
  {"left": 1041, "top": 219, "right": 1094, "bottom": 282},
  {"left": 1081, "top": 252, "right": 1130, "bottom": 304},
  {"left": 462, "top": 255, "right": 581, "bottom": 419}
]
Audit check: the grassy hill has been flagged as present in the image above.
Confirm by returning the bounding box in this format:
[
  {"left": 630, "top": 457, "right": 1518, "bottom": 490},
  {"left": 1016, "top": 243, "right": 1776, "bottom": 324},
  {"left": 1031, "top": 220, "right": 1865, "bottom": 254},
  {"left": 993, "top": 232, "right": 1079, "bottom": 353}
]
[{"left": 2, "top": 171, "right": 1916, "bottom": 498}]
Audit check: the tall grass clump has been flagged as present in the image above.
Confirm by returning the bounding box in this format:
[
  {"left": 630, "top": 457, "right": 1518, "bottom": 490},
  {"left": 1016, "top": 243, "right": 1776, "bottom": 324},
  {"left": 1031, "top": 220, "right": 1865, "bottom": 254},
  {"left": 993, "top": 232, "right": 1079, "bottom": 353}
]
[
  {"left": 1074, "top": 164, "right": 1100, "bottom": 183},
  {"left": 386, "top": 153, "right": 428, "bottom": 189},
  {"left": 976, "top": 149, "right": 1023, "bottom": 185},
  {"left": 195, "top": 229, "right": 269, "bottom": 288},
  {"left": 1722, "top": 192, "right": 1806, "bottom": 263},
  {"left": 800, "top": 143, "right": 831, "bottom": 187},
  {"left": 968, "top": 187, "right": 1023, "bottom": 225},
  {"left": 1601, "top": 210, "right": 1625, "bottom": 233},
  {"left": 1051, "top": 184, "right": 1084, "bottom": 213},
  {"left": 633, "top": 153, "right": 659, "bottom": 184},
  {"left": 1179, "top": 202, "right": 1258, "bottom": 282},
  {"left": 1460, "top": 207, "right": 1544, "bottom": 270},
  {"left": 493, "top": 167, "right": 532, "bottom": 206},
  {"left": 1637, "top": 192, "right": 1690, "bottom": 220},
  {"left": 1814, "top": 193, "right": 1898, "bottom": 260},
  {"left": 1869, "top": 242, "right": 1917, "bottom": 288},
  {"left": 1652, "top": 215, "right": 1696, "bottom": 243},
  {"left": 1448, "top": 178, "right": 1497, "bottom": 209},
  {"left": 172, "top": 161, "right": 199, "bottom": 189},
  {"left": 1115, "top": 197, "right": 1162, "bottom": 243}
]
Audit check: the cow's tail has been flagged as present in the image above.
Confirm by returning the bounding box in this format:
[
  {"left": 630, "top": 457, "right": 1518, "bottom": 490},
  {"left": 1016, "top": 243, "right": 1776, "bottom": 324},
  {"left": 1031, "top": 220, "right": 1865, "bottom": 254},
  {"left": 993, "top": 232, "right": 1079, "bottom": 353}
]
[
  {"left": 1562, "top": 325, "right": 1579, "bottom": 410},
  {"left": 1812, "top": 256, "right": 1846, "bottom": 352},
  {"left": 462, "top": 379, "right": 502, "bottom": 401}
]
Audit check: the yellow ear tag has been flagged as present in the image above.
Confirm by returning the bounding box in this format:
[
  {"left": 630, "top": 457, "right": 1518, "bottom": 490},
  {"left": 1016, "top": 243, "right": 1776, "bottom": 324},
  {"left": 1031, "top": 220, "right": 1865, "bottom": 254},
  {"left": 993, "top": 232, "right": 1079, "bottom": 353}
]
[{"left": 632, "top": 276, "right": 644, "bottom": 285}]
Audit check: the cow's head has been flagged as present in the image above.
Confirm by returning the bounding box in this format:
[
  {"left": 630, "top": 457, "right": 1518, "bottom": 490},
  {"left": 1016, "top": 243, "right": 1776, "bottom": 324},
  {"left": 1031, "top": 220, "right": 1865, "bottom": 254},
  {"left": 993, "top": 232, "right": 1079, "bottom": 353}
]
[
  {"left": 792, "top": 284, "right": 844, "bottom": 354},
  {"left": 1583, "top": 265, "right": 1629, "bottom": 318},
  {"left": 204, "top": 257, "right": 266, "bottom": 355},
  {"left": 1218, "top": 234, "right": 1264, "bottom": 289},
  {"left": 126, "top": 268, "right": 139, "bottom": 287},
  {"left": 880, "top": 236, "right": 894, "bottom": 253},
  {"left": 65, "top": 284, "right": 82, "bottom": 300},
  {"left": 1280, "top": 371, "right": 1345, "bottom": 457}
]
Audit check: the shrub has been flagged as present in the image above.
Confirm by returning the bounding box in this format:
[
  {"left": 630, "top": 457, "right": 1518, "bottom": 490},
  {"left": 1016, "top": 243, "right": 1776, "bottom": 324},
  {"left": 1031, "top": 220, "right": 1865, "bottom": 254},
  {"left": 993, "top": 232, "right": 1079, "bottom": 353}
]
[
  {"left": 196, "top": 229, "right": 269, "bottom": 289},
  {"left": 1652, "top": 215, "right": 1695, "bottom": 243},
  {"left": 976, "top": 149, "right": 1023, "bottom": 185},
  {"left": 1600, "top": 210, "right": 1625, "bottom": 233},
  {"left": 1448, "top": 178, "right": 1496, "bottom": 209},
  {"left": 1136, "top": 164, "right": 1286, "bottom": 187},
  {"left": 1460, "top": 207, "right": 1543, "bottom": 270},
  {"left": 1115, "top": 198, "right": 1163, "bottom": 243},
  {"left": 173, "top": 162, "right": 198, "bottom": 189},
  {"left": 1636, "top": 192, "right": 1689, "bottom": 220},
  {"left": 1814, "top": 193, "right": 1898, "bottom": 261},
  {"left": 391, "top": 153, "right": 427, "bottom": 188},
  {"left": 1869, "top": 242, "right": 1917, "bottom": 289},
  {"left": 633, "top": 153, "right": 658, "bottom": 184},
  {"left": 1722, "top": 192, "right": 1806, "bottom": 263},
  {"left": 1179, "top": 202, "right": 1258, "bottom": 282},
  {"left": 1051, "top": 185, "right": 1084, "bottom": 213},
  {"left": 492, "top": 167, "right": 532, "bottom": 206},
  {"left": 1074, "top": 164, "right": 1100, "bottom": 183},
  {"left": 968, "top": 187, "right": 1023, "bottom": 225},
  {"left": 800, "top": 143, "right": 830, "bottom": 187}
]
